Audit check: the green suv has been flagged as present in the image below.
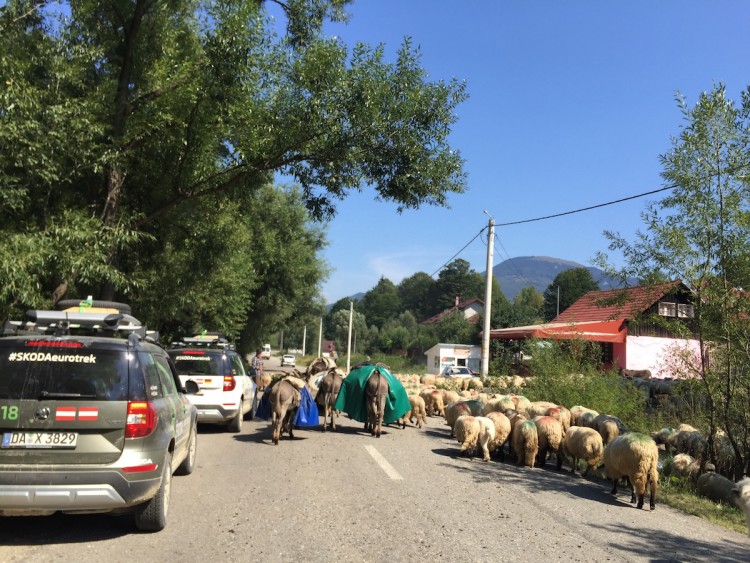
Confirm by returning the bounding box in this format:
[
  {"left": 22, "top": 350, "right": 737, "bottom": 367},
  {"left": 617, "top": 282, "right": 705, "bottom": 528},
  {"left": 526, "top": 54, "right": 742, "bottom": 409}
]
[{"left": 0, "top": 305, "right": 198, "bottom": 531}]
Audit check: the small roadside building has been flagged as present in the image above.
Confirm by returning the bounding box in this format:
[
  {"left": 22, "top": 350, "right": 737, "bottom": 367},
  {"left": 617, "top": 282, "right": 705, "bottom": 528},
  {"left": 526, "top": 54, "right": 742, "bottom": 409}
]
[
  {"left": 488, "top": 281, "right": 700, "bottom": 379},
  {"left": 424, "top": 343, "right": 482, "bottom": 375}
]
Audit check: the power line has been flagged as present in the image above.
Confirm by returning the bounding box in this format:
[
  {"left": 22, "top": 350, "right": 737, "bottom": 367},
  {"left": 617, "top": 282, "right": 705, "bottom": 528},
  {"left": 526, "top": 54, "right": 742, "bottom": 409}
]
[
  {"left": 495, "top": 185, "right": 675, "bottom": 227},
  {"left": 430, "top": 228, "right": 486, "bottom": 278}
]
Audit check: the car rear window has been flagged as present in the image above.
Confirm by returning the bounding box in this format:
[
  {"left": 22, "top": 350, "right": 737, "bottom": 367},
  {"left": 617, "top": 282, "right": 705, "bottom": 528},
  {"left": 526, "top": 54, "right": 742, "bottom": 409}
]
[
  {"left": 0, "top": 341, "right": 132, "bottom": 401},
  {"left": 169, "top": 350, "right": 226, "bottom": 376}
]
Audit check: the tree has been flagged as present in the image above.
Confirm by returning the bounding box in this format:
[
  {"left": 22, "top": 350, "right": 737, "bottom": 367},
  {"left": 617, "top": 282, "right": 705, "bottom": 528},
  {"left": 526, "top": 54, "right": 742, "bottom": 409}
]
[
  {"left": 542, "top": 268, "right": 600, "bottom": 321},
  {"left": 598, "top": 84, "right": 750, "bottom": 478},
  {"left": 0, "top": 1, "right": 467, "bottom": 328},
  {"left": 397, "top": 272, "right": 435, "bottom": 322},
  {"left": 430, "top": 259, "right": 484, "bottom": 315},
  {"left": 357, "top": 277, "right": 401, "bottom": 330}
]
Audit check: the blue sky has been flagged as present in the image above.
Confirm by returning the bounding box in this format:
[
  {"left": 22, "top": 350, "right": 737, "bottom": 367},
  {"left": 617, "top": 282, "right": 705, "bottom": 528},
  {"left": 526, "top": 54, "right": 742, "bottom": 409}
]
[{"left": 282, "top": 1, "right": 750, "bottom": 303}]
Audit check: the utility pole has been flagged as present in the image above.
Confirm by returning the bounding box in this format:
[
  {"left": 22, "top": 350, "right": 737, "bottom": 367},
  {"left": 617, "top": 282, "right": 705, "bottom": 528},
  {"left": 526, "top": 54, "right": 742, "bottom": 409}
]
[
  {"left": 481, "top": 211, "right": 495, "bottom": 377},
  {"left": 557, "top": 286, "right": 560, "bottom": 318},
  {"left": 346, "top": 300, "right": 353, "bottom": 373},
  {"left": 317, "top": 317, "right": 323, "bottom": 358}
]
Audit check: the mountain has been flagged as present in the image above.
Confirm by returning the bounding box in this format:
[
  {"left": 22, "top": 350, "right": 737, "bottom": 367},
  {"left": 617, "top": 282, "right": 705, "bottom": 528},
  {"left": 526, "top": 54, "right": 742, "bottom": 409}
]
[{"left": 492, "top": 256, "right": 629, "bottom": 301}]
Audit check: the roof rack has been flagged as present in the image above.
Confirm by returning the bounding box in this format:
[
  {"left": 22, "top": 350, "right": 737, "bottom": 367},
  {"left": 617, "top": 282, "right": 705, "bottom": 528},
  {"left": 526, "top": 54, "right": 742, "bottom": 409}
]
[
  {"left": 168, "top": 332, "right": 234, "bottom": 350},
  {"left": 3, "top": 309, "right": 157, "bottom": 340}
]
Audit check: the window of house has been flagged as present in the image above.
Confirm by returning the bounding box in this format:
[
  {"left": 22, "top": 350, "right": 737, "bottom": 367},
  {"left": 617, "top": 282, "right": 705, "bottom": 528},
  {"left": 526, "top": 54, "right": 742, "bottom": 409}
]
[
  {"left": 658, "top": 302, "right": 677, "bottom": 317},
  {"left": 677, "top": 304, "right": 694, "bottom": 318}
]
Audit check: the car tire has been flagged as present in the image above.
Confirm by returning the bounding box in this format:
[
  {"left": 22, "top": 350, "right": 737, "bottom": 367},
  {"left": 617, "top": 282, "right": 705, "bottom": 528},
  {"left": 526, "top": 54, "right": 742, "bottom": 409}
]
[
  {"left": 228, "top": 405, "right": 243, "bottom": 432},
  {"left": 175, "top": 422, "right": 197, "bottom": 476},
  {"left": 55, "top": 299, "right": 132, "bottom": 314},
  {"left": 134, "top": 452, "right": 172, "bottom": 532}
]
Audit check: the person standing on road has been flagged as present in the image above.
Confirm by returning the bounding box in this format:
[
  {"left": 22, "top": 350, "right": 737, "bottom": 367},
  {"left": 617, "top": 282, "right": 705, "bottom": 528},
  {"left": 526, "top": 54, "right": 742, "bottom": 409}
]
[{"left": 251, "top": 349, "right": 264, "bottom": 379}]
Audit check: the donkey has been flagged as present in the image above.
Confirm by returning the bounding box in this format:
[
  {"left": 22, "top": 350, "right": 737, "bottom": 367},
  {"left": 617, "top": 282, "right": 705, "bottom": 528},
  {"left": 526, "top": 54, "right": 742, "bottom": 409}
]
[
  {"left": 364, "top": 369, "right": 389, "bottom": 438},
  {"left": 268, "top": 378, "right": 301, "bottom": 445},
  {"left": 315, "top": 368, "right": 344, "bottom": 432}
]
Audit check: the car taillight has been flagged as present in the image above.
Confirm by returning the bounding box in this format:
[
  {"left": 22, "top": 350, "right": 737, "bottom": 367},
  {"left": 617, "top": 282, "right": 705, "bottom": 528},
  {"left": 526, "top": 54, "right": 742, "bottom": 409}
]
[
  {"left": 125, "top": 401, "right": 158, "bottom": 438},
  {"left": 223, "top": 375, "right": 236, "bottom": 392}
]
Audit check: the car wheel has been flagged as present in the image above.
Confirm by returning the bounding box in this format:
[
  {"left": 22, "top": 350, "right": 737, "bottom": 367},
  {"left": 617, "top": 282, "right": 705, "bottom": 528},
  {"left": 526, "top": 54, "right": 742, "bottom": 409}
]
[
  {"left": 228, "top": 405, "right": 243, "bottom": 432},
  {"left": 175, "top": 421, "right": 197, "bottom": 476},
  {"left": 134, "top": 452, "right": 172, "bottom": 532}
]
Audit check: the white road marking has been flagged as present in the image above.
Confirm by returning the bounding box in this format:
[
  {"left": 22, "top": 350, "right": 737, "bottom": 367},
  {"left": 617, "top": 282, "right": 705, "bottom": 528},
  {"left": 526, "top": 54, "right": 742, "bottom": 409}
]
[{"left": 365, "top": 445, "right": 403, "bottom": 480}]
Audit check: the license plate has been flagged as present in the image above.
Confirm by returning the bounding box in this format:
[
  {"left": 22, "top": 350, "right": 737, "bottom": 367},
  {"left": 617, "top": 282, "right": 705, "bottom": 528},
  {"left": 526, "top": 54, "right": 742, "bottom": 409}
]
[{"left": 1, "top": 431, "right": 78, "bottom": 449}]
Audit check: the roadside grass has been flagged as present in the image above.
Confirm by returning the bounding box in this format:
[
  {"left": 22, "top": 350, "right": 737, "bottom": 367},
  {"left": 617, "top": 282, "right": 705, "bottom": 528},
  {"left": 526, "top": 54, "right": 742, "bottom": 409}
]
[{"left": 658, "top": 477, "right": 747, "bottom": 535}]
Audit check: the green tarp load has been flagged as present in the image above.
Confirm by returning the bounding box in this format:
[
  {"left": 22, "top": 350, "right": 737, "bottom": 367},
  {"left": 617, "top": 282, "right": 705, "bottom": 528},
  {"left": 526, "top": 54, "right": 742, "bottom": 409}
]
[{"left": 333, "top": 364, "right": 411, "bottom": 424}]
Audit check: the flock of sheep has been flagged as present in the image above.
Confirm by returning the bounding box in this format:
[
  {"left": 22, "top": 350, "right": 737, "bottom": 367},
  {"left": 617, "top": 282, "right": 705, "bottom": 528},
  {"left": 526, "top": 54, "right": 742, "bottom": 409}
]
[{"left": 389, "top": 373, "right": 750, "bottom": 534}]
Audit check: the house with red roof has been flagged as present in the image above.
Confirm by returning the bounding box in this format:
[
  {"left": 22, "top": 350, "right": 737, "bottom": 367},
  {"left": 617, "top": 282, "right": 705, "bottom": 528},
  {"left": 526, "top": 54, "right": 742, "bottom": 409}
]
[
  {"left": 488, "top": 281, "right": 700, "bottom": 379},
  {"left": 421, "top": 297, "right": 484, "bottom": 325}
]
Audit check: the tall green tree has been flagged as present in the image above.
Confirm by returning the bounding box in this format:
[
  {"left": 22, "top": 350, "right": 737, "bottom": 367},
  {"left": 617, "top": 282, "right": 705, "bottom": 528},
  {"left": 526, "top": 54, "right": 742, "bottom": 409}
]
[
  {"left": 358, "top": 277, "right": 401, "bottom": 330},
  {"left": 0, "top": 1, "right": 467, "bottom": 329},
  {"left": 542, "top": 268, "right": 600, "bottom": 321},
  {"left": 598, "top": 84, "right": 750, "bottom": 478},
  {"left": 397, "top": 272, "right": 435, "bottom": 322},
  {"left": 430, "top": 259, "right": 484, "bottom": 315}
]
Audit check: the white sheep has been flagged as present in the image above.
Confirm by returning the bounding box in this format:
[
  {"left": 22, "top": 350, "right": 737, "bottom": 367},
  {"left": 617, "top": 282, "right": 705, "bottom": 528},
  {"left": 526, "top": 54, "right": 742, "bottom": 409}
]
[
  {"left": 603, "top": 433, "right": 659, "bottom": 510},
  {"left": 476, "top": 416, "right": 496, "bottom": 462},
  {"left": 569, "top": 405, "right": 599, "bottom": 426},
  {"left": 485, "top": 411, "right": 511, "bottom": 461},
  {"left": 512, "top": 419, "right": 539, "bottom": 468},
  {"left": 527, "top": 400, "right": 557, "bottom": 418},
  {"left": 399, "top": 395, "right": 427, "bottom": 429},
  {"left": 454, "top": 415, "right": 481, "bottom": 457},
  {"left": 533, "top": 415, "right": 563, "bottom": 468},
  {"left": 560, "top": 426, "right": 604, "bottom": 476},
  {"left": 733, "top": 477, "right": 750, "bottom": 537}
]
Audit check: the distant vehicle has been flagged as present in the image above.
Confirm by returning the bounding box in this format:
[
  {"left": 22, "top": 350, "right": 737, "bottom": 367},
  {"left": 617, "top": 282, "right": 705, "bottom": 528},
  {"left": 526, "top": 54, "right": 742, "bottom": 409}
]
[
  {"left": 168, "top": 333, "right": 256, "bottom": 432},
  {"left": 280, "top": 354, "right": 296, "bottom": 367},
  {"left": 261, "top": 344, "right": 271, "bottom": 360},
  {"left": 441, "top": 366, "right": 478, "bottom": 378},
  {"left": 0, "top": 303, "right": 198, "bottom": 532}
]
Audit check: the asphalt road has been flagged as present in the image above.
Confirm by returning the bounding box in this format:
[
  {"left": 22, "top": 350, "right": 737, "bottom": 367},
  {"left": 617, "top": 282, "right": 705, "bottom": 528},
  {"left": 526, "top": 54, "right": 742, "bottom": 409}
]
[{"left": 1, "top": 368, "right": 749, "bottom": 562}]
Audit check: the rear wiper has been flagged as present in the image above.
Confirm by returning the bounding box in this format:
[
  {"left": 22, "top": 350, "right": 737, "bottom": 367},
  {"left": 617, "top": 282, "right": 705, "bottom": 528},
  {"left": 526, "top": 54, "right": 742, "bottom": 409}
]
[{"left": 38, "top": 391, "right": 97, "bottom": 400}]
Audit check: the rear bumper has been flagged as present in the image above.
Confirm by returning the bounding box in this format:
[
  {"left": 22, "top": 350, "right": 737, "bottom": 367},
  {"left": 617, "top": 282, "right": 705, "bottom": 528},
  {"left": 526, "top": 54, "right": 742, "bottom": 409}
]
[
  {"left": 0, "top": 469, "right": 162, "bottom": 514},
  {"left": 189, "top": 400, "right": 239, "bottom": 423}
]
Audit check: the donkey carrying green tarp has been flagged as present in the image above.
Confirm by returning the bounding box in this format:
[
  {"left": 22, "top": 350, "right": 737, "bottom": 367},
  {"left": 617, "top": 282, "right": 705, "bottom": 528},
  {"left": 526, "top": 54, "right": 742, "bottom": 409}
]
[{"left": 333, "top": 364, "right": 411, "bottom": 435}]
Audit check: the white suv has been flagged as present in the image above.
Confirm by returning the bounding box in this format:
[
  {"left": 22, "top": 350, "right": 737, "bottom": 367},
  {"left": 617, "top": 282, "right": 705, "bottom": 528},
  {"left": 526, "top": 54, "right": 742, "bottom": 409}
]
[
  {"left": 281, "top": 354, "right": 296, "bottom": 367},
  {"left": 168, "top": 334, "right": 256, "bottom": 432}
]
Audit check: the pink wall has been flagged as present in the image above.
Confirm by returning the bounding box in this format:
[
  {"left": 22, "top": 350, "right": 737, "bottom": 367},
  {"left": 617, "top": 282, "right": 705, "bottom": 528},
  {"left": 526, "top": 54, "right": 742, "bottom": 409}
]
[{"left": 625, "top": 335, "right": 701, "bottom": 379}]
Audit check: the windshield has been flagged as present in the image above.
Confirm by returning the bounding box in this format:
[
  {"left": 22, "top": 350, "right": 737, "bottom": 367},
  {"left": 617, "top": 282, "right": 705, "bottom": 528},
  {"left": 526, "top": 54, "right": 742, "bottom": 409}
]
[
  {"left": 0, "top": 341, "right": 131, "bottom": 401},
  {"left": 169, "top": 351, "right": 226, "bottom": 375}
]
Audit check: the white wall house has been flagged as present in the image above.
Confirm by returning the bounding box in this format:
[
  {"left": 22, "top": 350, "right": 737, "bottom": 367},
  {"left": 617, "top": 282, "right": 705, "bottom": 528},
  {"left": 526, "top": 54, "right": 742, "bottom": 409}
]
[{"left": 425, "top": 343, "right": 482, "bottom": 375}]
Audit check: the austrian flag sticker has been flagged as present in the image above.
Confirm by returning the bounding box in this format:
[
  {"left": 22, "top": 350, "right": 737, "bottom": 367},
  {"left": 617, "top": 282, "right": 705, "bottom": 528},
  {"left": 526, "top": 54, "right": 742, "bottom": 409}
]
[
  {"left": 78, "top": 407, "right": 99, "bottom": 421},
  {"left": 54, "top": 407, "right": 76, "bottom": 421}
]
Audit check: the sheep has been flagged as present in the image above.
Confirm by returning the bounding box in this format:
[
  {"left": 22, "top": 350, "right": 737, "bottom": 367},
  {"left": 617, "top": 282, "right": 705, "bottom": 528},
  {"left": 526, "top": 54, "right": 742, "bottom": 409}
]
[
  {"left": 507, "top": 411, "right": 528, "bottom": 459},
  {"left": 602, "top": 433, "right": 659, "bottom": 510},
  {"left": 420, "top": 374, "right": 437, "bottom": 386},
  {"left": 594, "top": 414, "right": 625, "bottom": 445},
  {"left": 511, "top": 395, "right": 531, "bottom": 414},
  {"left": 444, "top": 401, "right": 473, "bottom": 437},
  {"left": 547, "top": 405, "right": 571, "bottom": 434},
  {"left": 442, "top": 389, "right": 460, "bottom": 406},
  {"left": 696, "top": 470, "right": 737, "bottom": 506},
  {"left": 476, "top": 416, "right": 496, "bottom": 462},
  {"left": 454, "top": 415, "right": 481, "bottom": 458},
  {"left": 569, "top": 405, "right": 599, "bottom": 426},
  {"left": 399, "top": 395, "right": 427, "bottom": 429},
  {"left": 486, "top": 411, "right": 511, "bottom": 460},
  {"left": 732, "top": 477, "right": 750, "bottom": 537},
  {"left": 667, "top": 453, "right": 699, "bottom": 480},
  {"left": 423, "top": 389, "right": 445, "bottom": 417},
  {"left": 533, "top": 415, "right": 563, "bottom": 468},
  {"left": 527, "top": 400, "right": 557, "bottom": 418},
  {"left": 559, "top": 426, "right": 604, "bottom": 476},
  {"left": 652, "top": 427, "right": 677, "bottom": 452},
  {"left": 483, "top": 396, "right": 515, "bottom": 416},
  {"left": 579, "top": 411, "right": 597, "bottom": 429},
  {"left": 512, "top": 419, "right": 539, "bottom": 468}
]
